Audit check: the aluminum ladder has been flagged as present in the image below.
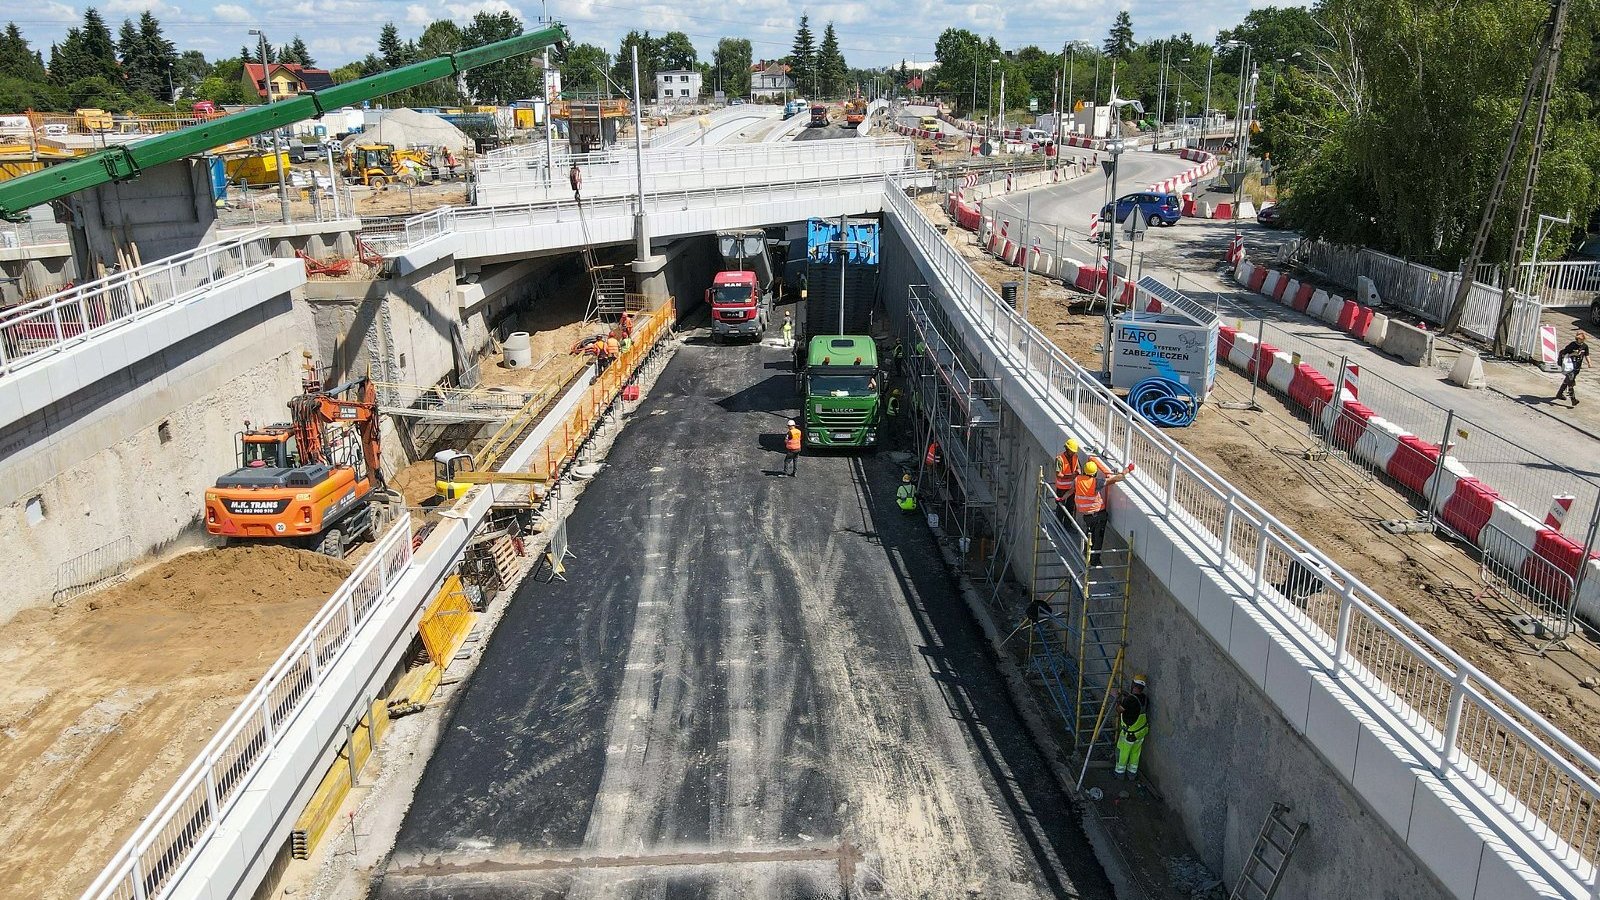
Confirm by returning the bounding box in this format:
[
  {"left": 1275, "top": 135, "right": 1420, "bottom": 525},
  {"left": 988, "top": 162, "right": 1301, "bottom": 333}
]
[{"left": 1230, "top": 802, "right": 1307, "bottom": 900}]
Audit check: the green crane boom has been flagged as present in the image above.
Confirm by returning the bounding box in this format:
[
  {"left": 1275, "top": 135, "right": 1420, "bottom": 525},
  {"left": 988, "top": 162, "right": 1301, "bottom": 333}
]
[{"left": 0, "top": 23, "right": 570, "bottom": 221}]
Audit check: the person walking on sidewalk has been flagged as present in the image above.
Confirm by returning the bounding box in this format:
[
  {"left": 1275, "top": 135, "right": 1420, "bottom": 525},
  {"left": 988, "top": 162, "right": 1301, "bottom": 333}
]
[
  {"left": 1557, "top": 332, "right": 1590, "bottom": 407},
  {"left": 1114, "top": 674, "right": 1150, "bottom": 780},
  {"left": 783, "top": 419, "right": 802, "bottom": 477}
]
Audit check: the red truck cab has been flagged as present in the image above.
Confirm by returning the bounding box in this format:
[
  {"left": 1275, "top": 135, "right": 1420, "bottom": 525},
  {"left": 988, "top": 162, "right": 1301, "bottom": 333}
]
[{"left": 707, "top": 269, "right": 769, "bottom": 342}]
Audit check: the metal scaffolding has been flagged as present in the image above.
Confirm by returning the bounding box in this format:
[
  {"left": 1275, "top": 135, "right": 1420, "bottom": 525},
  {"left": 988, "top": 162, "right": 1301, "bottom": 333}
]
[
  {"left": 1025, "top": 471, "right": 1133, "bottom": 751},
  {"left": 905, "top": 286, "right": 1004, "bottom": 552}
]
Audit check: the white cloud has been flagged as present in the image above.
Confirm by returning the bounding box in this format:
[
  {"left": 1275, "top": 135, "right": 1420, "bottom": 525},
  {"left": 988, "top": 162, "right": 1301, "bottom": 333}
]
[{"left": 214, "top": 4, "right": 253, "bottom": 23}]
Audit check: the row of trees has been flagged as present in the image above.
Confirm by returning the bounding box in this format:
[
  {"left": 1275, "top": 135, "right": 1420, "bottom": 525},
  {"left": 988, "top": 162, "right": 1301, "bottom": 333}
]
[{"left": 787, "top": 16, "right": 850, "bottom": 99}]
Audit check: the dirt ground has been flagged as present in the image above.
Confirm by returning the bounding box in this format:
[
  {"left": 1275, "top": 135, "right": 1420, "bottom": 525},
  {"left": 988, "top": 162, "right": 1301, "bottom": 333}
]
[
  {"left": 0, "top": 544, "right": 352, "bottom": 899},
  {"left": 926, "top": 196, "right": 1600, "bottom": 759},
  {"left": 476, "top": 285, "right": 598, "bottom": 395}
]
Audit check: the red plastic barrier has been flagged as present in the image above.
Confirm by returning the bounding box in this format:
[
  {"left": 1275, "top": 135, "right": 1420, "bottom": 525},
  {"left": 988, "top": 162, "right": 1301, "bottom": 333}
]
[
  {"left": 1523, "top": 529, "right": 1595, "bottom": 601},
  {"left": 1292, "top": 283, "right": 1315, "bottom": 312},
  {"left": 1335, "top": 299, "right": 1360, "bottom": 332},
  {"left": 1074, "top": 265, "right": 1101, "bottom": 291},
  {"left": 1272, "top": 275, "right": 1292, "bottom": 303},
  {"left": 1251, "top": 342, "right": 1281, "bottom": 378},
  {"left": 1182, "top": 194, "right": 1196, "bottom": 216},
  {"left": 1217, "top": 326, "right": 1237, "bottom": 359},
  {"left": 1287, "top": 364, "right": 1321, "bottom": 409},
  {"left": 1351, "top": 305, "right": 1375, "bottom": 340},
  {"left": 1387, "top": 436, "right": 1441, "bottom": 494},
  {"left": 1214, "top": 201, "right": 1234, "bottom": 219},
  {"left": 1247, "top": 266, "right": 1268, "bottom": 292},
  {"left": 1330, "top": 400, "right": 1373, "bottom": 448},
  {"left": 1438, "top": 478, "right": 1499, "bottom": 544}
]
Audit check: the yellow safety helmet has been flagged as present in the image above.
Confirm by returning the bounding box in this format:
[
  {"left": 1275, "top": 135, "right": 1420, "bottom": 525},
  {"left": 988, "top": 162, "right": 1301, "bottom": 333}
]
[
  {"left": 902, "top": 473, "right": 912, "bottom": 482},
  {"left": 1065, "top": 438, "right": 1080, "bottom": 453},
  {"left": 1083, "top": 460, "right": 1099, "bottom": 476},
  {"left": 1132, "top": 673, "right": 1147, "bottom": 687}
]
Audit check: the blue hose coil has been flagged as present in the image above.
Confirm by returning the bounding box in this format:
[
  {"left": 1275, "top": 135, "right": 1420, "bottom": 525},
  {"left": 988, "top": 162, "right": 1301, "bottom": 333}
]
[{"left": 1128, "top": 377, "right": 1197, "bottom": 427}]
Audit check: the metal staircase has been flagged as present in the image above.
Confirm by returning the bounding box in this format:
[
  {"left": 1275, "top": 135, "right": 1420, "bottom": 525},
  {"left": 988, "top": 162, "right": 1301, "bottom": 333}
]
[{"left": 1230, "top": 803, "right": 1308, "bottom": 900}]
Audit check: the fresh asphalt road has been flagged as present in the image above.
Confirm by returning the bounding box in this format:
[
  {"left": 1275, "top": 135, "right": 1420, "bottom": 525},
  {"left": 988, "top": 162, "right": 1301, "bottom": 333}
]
[
  {"left": 378, "top": 306, "right": 1113, "bottom": 899},
  {"left": 793, "top": 121, "right": 859, "bottom": 142}
]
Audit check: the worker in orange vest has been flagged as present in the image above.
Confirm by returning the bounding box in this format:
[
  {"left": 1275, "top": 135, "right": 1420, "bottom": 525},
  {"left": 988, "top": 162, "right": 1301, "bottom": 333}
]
[
  {"left": 783, "top": 419, "right": 803, "bottom": 477},
  {"left": 1054, "top": 437, "right": 1090, "bottom": 504},
  {"left": 619, "top": 310, "right": 634, "bottom": 337},
  {"left": 1074, "top": 459, "right": 1133, "bottom": 564},
  {"left": 606, "top": 335, "right": 621, "bottom": 360}
]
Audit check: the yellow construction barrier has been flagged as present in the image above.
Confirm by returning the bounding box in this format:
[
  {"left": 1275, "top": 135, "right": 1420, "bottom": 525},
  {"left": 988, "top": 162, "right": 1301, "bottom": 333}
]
[
  {"left": 418, "top": 575, "right": 477, "bottom": 667},
  {"left": 290, "top": 697, "right": 391, "bottom": 858}
]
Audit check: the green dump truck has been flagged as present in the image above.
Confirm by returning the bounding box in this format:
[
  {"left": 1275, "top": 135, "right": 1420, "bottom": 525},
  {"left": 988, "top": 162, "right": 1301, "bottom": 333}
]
[{"left": 803, "top": 334, "right": 882, "bottom": 448}]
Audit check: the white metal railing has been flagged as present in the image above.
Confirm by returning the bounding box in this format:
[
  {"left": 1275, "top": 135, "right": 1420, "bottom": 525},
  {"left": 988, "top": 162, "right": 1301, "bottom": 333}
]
[
  {"left": 364, "top": 172, "right": 905, "bottom": 256},
  {"left": 1478, "top": 260, "right": 1600, "bottom": 309},
  {"left": 885, "top": 178, "right": 1600, "bottom": 895},
  {"left": 474, "top": 139, "right": 915, "bottom": 202},
  {"left": 0, "top": 230, "right": 274, "bottom": 378},
  {"left": 1289, "top": 239, "right": 1542, "bottom": 359},
  {"left": 82, "top": 520, "right": 415, "bottom": 900}
]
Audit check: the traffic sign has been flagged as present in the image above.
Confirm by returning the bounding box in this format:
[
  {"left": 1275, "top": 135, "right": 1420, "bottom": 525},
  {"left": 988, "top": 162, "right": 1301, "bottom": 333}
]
[{"left": 1124, "top": 206, "right": 1148, "bottom": 241}]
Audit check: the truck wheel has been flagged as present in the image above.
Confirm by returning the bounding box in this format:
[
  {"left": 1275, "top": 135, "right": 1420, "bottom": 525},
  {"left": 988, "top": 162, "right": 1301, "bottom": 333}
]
[
  {"left": 369, "top": 175, "right": 388, "bottom": 189},
  {"left": 316, "top": 528, "right": 344, "bottom": 557}
]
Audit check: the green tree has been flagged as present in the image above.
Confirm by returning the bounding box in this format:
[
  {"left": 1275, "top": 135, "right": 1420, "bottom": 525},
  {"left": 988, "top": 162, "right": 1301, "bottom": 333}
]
[
  {"left": 657, "top": 31, "right": 696, "bottom": 71},
  {"left": 560, "top": 42, "right": 611, "bottom": 96},
  {"left": 1104, "top": 11, "right": 1135, "bottom": 60},
  {"left": 789, "top": 14, "right": 816, "bottom": 98},
  {"left": 1216, "top": 6, "right": 1320, "bottom": 75},
  {"left": 1266, "top": 0, "right": 1600, "bottom": 268},
  {"left": 50, "top": 8, "right": 120, "bottom": 86},
  {"left": 281, "top": 36, "right": 314, "bottom": 66},
  {"left": 0, "top": 23, "right": 48, "bottom": 82},
  {"left": 611, "top": 31, "right": 660, "bottom": 98},
  {"left": 462, "top": 11, "right": 534, "bottom": 104},
  {"left": 712, "top": 38, "right": 751, "bottom": 99},
  {"left": 378, "top": 22, "right": 413, "bottom": 69},
  {"left": 817, "top": 22, "right": 846, "bottom": 97},
  {"left": 331, "top": 56, "right": 381, "bottom": 83},
  {"left": 408, "top": 20, "right": 465, "bottom": 105},
  {"left": 116, "top": 12, "right": 175, "bottom": 100},
  {"left": 0, "top": 75, "right": 64, "bottom": 111}
]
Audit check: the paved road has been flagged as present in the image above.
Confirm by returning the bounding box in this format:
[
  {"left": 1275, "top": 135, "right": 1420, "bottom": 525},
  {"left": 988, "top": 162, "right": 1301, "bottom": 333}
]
[
  {"left": 378, "top": 310, "right": 1113, "bottom": 899},
  {"left": 981, "top": 152, "right": 1198, "bottom": 238},
  {"left": 792, "top": 122, "right": 858, "bottom": 142}
]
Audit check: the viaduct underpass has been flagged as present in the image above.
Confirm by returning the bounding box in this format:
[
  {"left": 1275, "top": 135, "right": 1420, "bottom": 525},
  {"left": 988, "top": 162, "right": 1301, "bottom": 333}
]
[{"left": 374, "top": 303, "right": 1115, "bottom": 899}]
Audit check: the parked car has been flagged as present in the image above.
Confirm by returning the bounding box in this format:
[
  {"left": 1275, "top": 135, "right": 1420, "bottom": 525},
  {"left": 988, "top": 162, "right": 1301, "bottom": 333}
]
[
  {"left": 1257, "top": 204, "right": 1288, "bottom": 228},
  {"left": 1100, "top": 192, "right": 1182, "bottom": 226}
]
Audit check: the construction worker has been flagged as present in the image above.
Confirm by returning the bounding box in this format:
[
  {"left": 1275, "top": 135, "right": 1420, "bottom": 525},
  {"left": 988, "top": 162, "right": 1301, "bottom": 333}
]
[
  {"left": 619, "top": 334, "right": 634, "bottom": 355},
  {"left": 799, "top": 272, "right": 809, "bottom": 300},
  {"left": 886, "top": 386, "right": 903, "bottom": 418},
  {"left": 569, "top": 162, "right": 583, "bottom": 200},
  {"left": 606, "top": 335, "right": 621, "bottom": 359},
  {"left": 781, "top": 311, "right": 794, "bottom": 348},
  {"left": 1074, "top": 459, "right": 1132, "bottom": 563},
  {"left": 619, "top": 310, "right": 634, "bottom": 337},
  {"left": 1557, "top": 331, "right": 1589, "bottom": 407},
  {"left": 783, "top": 419, "right": 802, "bottom": 477},
  {"left": 896, "top": 473, "right": 918, "bottom": 513},
  {"left": 1053, "top": 437, "right": 1087, "bottom": 504},
  {"left": 1114, "top": 674, "right": 1149, "bottom": 780},
  {"left": 893, "top": 340, "right": 906, "bottom": 376}
]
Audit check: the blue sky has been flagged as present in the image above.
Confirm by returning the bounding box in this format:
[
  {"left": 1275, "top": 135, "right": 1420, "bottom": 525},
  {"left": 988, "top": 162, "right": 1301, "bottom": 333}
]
[{"left": 6, "top": 0, "right": 1282, "bottom": 69}]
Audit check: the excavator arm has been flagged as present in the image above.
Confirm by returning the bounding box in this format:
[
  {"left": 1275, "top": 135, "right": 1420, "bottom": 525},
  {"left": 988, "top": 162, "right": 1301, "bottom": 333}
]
[
  {"left": 0, "top": 24, "right": 570, "bottom": 221},
  {"left": 290, "top": 377, "right": 385, "bottom": 487}
]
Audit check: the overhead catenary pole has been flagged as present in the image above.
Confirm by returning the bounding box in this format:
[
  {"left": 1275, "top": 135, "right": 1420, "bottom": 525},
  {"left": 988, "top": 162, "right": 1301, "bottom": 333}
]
[
  {"left": 542, "top": 47, "right": 555, "bottom": 184},
  {"left": 1021, "top": 192, "right": 1033, "bottom": 320},
  {"left": 631, "top": 43, "right": 649, "bottom": 261},
  {"left": 1444, "top": 0, "right": 1569, "bottom": 339},
  {"left": 252, "top": 28, "right": 291, "bottom": 225}
]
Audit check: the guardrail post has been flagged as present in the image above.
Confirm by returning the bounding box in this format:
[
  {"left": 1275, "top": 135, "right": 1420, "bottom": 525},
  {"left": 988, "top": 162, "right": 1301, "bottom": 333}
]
[
  {"left": 1438, "top": 669, "right": 1469, "bottom": 775},
  {"left": 1331, "top": 586, "right": 1354, "bottom": 675},
  {"left": 1219, "top": 496, "right": 1236, "bottom": 568},
  {"left": 131, "top": 857, "right": 148, "bottom": 900},
  {"left": 1251, "top": 533, "right": 1270, "bottom": 603}
]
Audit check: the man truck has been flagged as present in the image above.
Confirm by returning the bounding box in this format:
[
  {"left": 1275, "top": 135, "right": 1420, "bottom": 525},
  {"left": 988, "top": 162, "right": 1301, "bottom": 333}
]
[
  {"left": 809, "top": 104, "right": 830, "bottom": 127},
  {"left": 798, "top": 217, "right": 883, "bottom": 448},
  {"left": 708, "top": 229, "right": 780, "bottom": 341}
]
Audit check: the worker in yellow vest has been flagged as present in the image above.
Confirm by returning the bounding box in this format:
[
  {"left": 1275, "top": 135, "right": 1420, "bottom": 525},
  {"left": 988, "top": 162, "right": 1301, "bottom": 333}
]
[
  {"left": 1115, "top": 674, "right": 1149, "bottom": 780},
  {"left": 896, "top": 472, "right": 917, "bottom": 513}
]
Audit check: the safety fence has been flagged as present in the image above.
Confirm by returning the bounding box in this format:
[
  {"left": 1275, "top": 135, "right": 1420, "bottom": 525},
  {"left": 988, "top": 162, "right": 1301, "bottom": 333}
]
[
  {"left": 527, "top": 297, "right": 676, "bottom": 482},
  {"left": 0, "top": 230, "right": 273, "bottom": 379},
  {"left": 53, "top": 535, "right": 135, "bottom": 604},
  {"left": 884, "top": 176, "right": 1600, "bottom": 895},
  {"left": 1477, "top": 260, "right": 1600, "bottom": 309},
  {"left": 82, "top": 518, "right": 414, "bottom": 900},
  {"left": 1284, "top": 239, "right": 1541, "bottom": 359}
]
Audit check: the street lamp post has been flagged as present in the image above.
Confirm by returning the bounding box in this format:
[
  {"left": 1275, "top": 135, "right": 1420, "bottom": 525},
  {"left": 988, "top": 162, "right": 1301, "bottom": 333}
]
[
  {"left": 1203, "top": 50, "right": 1215, "bottom": 136},
  {"left": 972, "top": 39, "right": 979, "bottom": 119},
  {"left": 987, "top": 58, "right": 999, "bottom": 134},
  {"left": 1101, "top": 137, "right": 1125, "bottom": 377},
  {"left": 250, "top": 29, "right": 290, "bottom": 225}
]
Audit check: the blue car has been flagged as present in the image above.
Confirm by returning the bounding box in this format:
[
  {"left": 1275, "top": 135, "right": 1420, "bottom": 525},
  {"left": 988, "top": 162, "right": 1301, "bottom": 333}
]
[{"left": 1100, "top": 192, "right": 1182, "bottom": 226}]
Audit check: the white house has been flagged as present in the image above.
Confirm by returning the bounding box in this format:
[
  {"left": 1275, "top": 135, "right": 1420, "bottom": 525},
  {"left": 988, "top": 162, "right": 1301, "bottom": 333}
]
[
  {"left": 750, "top": 61, "right": 794, "bottom": 101},
  {"left": 655, "top": 69, "right": 701, "bottom": 103}
]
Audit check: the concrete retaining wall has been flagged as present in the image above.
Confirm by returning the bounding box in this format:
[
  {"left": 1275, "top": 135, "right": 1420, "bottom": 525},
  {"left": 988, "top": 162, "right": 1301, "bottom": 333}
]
[
  {"left": 0, "top": 241, "right": 76, "bottom": 304},
  {"left": 0, "top": 277, "right": 309, "bottom": 622}
]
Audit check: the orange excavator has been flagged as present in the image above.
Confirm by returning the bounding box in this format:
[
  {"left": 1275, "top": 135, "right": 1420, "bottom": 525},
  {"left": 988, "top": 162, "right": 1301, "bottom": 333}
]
[{"left": 203, "top": 376, "right": 403, "bottom": 556}]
